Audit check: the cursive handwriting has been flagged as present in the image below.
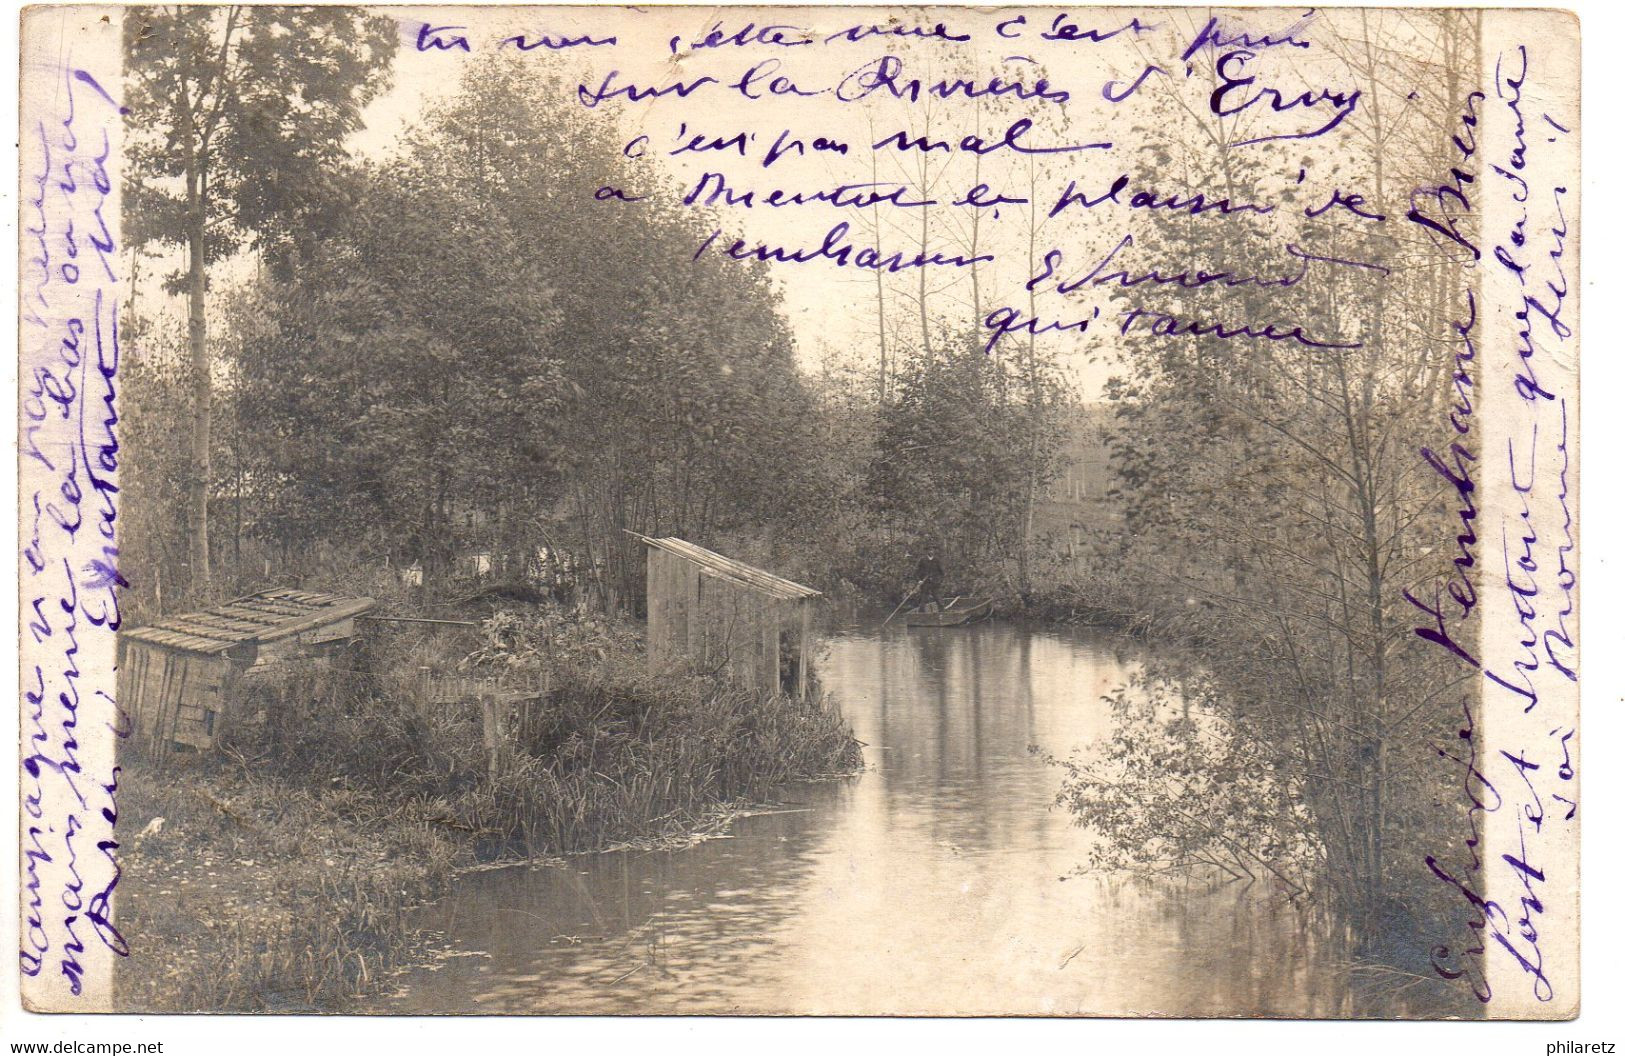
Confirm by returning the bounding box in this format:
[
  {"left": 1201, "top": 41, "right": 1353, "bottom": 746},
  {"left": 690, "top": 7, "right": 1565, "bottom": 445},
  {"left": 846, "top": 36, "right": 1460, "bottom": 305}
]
[
  {"left": 1405, "top": 291, "right": 1480, "bottom": 669},
  {"left": 1118, "top": 305, "right": 1360, "bottom": 349},
  {"left": 873, "top": 116, "right": 1109, "bottom": 157},
  {"left": 1212, "top": 49, "right": 1361, "bottom": 146},
  {"left": 1049, "top": 173, "right": 1275, "bottom": 219},
  {"left": 1180, "top": 10, "right": 1316, "bottom": 62},
  {"left": 683, "top": 171, "right": 932, "bottom": 211},
  {"left": 695, "top": 221, "right": 994, "bottom": 273},
  {"left": 1407, "top": 90, "right": 1485, "bottom": 260},
  {"left": 836, "top": 55, "right": 1070, "bottom": 106},
  {"left": 18, "top": 58, "right": 126, "bottom": 1002},
  {"left": 1027, "top": 234, "right": 1388, "bottom": 295}
]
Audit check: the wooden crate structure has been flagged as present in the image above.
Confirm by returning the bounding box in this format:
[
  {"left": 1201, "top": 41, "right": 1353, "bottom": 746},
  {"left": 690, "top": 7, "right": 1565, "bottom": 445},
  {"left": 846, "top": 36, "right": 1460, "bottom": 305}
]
[
  {"left": 635, "top": 535, "right": 820, "bottom": 696},
  {"left": 117, "top": 588, "right": 375, "bottom": 757}
]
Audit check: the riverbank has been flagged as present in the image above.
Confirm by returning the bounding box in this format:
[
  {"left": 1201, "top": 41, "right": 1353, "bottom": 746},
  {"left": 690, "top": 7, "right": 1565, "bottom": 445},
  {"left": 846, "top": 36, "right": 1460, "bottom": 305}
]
[
  {"left": 381, "top": 621, "right": 1375, "bottom": 1016},
  {"left": 997, "top": 561, "right": 1224, "bottom": 648},
  {"left": 115, "top": 607, "right": 862, "bottom": 1012},
  {"left": 1004, "top": 585, "right": 1163, "bottom": 637}
]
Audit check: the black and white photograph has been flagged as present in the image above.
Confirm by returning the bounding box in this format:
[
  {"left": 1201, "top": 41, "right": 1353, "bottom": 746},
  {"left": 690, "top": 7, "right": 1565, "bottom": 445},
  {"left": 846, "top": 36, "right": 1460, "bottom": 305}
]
[{"left": 14, "top": 1, "right": 1590, "bottom": 1037}]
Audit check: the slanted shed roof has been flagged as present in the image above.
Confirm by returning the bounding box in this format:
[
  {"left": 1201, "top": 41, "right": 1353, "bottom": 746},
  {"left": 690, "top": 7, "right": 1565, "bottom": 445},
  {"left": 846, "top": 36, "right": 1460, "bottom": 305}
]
[
  {"left": 121, "top": 588, "right": 376, "bottom": 656},
  {"left": 635, "top": 535, "right": 820, "bottom": 602}
]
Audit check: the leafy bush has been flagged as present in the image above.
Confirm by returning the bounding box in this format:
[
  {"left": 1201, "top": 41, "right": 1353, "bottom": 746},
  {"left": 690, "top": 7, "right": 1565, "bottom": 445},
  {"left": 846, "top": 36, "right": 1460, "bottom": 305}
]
[{"left": 203, "top": 606, "right": 860, "bottom": 857}]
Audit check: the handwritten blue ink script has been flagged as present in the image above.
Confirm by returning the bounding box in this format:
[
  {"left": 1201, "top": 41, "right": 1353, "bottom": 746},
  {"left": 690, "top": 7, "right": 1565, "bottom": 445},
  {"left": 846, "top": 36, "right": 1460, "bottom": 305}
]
[
  {"left": 20, "top": 15, "right": 127, "bottom": 1010},
  {"left": 16, "top": 5, "right": 1580, "bottom": 1020}
]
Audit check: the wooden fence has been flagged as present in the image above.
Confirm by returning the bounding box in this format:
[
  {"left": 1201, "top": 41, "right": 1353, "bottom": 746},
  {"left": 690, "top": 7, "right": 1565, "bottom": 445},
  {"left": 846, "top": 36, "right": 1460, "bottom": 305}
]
[{"left": 417, "top": 669, "right": 550, "bottom": 781}]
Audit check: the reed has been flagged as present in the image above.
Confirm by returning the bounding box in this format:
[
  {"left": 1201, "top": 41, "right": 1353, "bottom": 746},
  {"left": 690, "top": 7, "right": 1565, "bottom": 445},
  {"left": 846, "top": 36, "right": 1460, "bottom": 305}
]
[{"left": 116, "top": 608, "right": 861, "bottom": 1011}]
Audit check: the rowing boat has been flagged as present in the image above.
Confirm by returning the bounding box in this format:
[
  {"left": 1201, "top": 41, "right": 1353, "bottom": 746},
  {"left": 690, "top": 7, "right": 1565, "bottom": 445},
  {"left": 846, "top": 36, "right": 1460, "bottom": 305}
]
[{"left": 903, "top": 597, "right": 993, "bottom": 627}]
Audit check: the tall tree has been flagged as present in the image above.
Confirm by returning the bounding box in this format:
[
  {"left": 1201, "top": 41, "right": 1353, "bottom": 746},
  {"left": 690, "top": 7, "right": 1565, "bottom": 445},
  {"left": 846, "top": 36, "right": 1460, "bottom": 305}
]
[
  {"left": 123, "top": 5, "right": 397, "bottom": 600},
  {"left": 222, "top": 60, "right": 819, "bottom": 607},
  {"left": 866, "top": 329, "right": 1067, "bottom": 588},
  {"left": 1059, "top": 9, "right": 1486, "bottom": 976}
]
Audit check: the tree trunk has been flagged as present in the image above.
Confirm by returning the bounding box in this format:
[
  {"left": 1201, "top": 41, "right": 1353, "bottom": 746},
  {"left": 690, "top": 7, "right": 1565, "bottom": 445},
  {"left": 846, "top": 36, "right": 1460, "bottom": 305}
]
[
  {"left": 1018, "top": 154, "right": 1045, "bottom": 595},
  {"left": 185, "top": 167, "right": 212, "bottom": 599},
  {"left": 916, "top": 108, "right": 933, "bottom": 359},
  {"left": 868, "top": 121, "right": 889, "bottom": 404},
  {"left": 918, "top": 195, "right": 931, "bottom": 358}
]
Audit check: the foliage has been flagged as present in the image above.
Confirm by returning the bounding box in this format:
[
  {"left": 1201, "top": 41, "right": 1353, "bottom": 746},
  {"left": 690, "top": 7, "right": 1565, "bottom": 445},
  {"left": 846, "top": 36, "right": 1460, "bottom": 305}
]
[
  {"left": 123, "top": 42, "right": 1078, "bottom": 614},
  {"left": 1042, "top": 669, "right": 1316, "bottom": 892},
  {"left": 1051, "top": 10, "right": 1486, "bottom": 966},
  {"left": 123, "top": 4, "right": 398, "bottom": 599},
  {"left": 118, "top": 608, "right": 860, "bottom": 1011},
  {"left": 118, "top": 314, "right": 195, "bottom": 621},
  {"left": 204, "top": 59, "right": 824, "bottom": 610},
  {"left": 115, "top": 762, "right": 456, "bottom": 1012},
  {"left": 863, "top": 328, "right": 1071, "bottom": 596},
  {"left": 123, "top": 5, "right": 399, "bottom": 268},
  {"left": 213, "top": 609, "right": 861, "bottom": 852}
]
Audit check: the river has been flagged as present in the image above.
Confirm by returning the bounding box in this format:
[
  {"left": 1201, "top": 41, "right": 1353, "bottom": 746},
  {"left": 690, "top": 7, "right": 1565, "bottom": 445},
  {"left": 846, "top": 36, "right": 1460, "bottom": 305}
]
[{"left": 384, "top": 621, "right": 1354, "bottom": 1015}]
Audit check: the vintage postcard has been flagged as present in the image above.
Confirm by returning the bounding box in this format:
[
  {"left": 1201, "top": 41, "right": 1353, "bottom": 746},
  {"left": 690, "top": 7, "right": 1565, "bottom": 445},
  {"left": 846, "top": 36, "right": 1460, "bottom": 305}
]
[{"left": 17, "top": 3, "right": 1580, "bottom": 1022}]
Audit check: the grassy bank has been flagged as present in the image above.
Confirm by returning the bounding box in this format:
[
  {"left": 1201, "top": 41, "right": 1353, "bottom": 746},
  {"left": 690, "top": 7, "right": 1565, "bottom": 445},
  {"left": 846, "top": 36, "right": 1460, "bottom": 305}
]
[
  {"left": 115, "top": 606, "right": 862, "bottom": 1012},
  {"left": 993, "top": 542, "right": 1234, "bottom": 648}
]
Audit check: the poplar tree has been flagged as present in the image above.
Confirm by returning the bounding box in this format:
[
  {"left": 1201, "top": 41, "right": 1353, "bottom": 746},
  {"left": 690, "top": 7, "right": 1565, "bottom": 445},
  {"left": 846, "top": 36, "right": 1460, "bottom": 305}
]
[{"left": 124, "top": 5, "right": 398, "bottom": 600}]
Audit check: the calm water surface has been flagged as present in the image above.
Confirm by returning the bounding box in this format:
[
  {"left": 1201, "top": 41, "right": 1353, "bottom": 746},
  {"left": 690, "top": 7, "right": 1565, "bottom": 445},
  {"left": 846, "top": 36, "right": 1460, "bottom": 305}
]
[{"left": 385, "top": 622, "right": 1351, "bottom": 1015}]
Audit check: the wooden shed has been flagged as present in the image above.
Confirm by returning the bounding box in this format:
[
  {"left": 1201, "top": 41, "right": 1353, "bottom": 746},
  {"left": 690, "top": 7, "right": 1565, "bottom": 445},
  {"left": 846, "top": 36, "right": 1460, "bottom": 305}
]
[
  {"left": 118, "top": 588, "right": 375, "bottom": 757},
  {"left": 635, "top": 535, "right": 821, "bottom": 696}
]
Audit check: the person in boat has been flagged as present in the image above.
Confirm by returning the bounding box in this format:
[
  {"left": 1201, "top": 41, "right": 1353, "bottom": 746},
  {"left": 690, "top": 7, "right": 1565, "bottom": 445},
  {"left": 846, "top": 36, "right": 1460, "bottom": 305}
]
[{"left": 914, "top": 547, "right": 946, "bottom": 613}]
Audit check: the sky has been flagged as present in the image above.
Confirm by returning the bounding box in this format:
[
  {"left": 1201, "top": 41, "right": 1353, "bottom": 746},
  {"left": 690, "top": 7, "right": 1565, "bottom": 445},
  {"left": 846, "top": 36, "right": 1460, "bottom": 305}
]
[
  {"left": 340, "top": 4, "right": 1314, "bottom": 396},
  {"left": 140, "top": 5, "right": 1420, "bottom": 399}
]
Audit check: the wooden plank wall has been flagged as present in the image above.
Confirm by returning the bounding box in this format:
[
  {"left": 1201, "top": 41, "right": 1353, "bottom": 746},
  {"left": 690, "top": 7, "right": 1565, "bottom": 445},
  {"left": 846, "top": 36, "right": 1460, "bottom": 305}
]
[
  {"left": 646, "top": 547, "right": 692, "bottom": 670},
  {"left": 705, "top": 574, "right": 779, "bottom": 694},
  {"left": 119, "top": 642, "right": 231, "bottom": 758},
  {"left": 645, "top": 547, "right": 792, "bottom": 694},
  {"left": 172, "top": 654, "right": 229, "bottom": 749}
]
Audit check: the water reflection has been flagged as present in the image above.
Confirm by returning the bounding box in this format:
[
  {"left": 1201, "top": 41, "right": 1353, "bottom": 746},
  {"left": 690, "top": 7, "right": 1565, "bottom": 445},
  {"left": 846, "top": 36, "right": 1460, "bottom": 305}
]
[{"left": 385, "top": 622, "right": 1352, "bottom": 1015}]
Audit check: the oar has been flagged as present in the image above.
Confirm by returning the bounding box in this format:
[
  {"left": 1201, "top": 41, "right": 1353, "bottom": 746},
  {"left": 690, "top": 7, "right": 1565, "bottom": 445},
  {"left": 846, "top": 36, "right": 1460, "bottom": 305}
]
[{"left": 882, "top": 580, "right": 924, "bottom": 627}]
